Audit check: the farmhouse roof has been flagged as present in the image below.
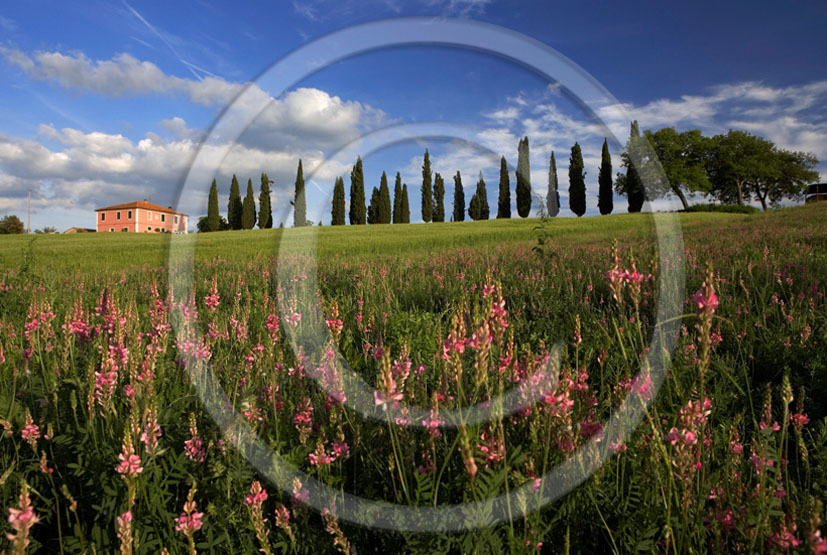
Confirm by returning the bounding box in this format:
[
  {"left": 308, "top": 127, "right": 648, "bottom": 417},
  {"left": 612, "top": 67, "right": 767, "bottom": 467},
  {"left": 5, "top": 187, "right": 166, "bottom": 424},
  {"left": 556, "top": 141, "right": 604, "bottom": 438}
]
[{"left": 95, "top": 201, "right": 188, "bottom": 216}]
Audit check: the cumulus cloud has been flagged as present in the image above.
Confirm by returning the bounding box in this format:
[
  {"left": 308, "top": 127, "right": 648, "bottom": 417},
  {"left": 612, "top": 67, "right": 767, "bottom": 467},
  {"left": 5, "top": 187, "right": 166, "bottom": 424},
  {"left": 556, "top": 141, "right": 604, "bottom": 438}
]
[
  {"left": 1, "top": 48, "right": 242, "bottom": 105},
  {"left": 458, "top": 79, "right": 827, "bottom": 216},
  {"left": 0, "top": 119, "right": 357, "bottom": 226}
]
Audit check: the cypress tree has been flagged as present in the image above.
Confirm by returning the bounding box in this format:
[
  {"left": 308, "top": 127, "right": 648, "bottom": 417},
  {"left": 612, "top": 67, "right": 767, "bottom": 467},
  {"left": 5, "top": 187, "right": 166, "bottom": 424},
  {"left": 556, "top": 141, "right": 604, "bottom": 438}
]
[
  {"left": 367, "top": 187, "right": 380, "bottom": 224},
  {"left": 392, "top": 172, "right": 402, "bottom": 223},
  {"left": 478, "top": 172, "right": 489, "bottom": 220},
  {"left": 331, "top": 176, "right": 346, "bottom": 225},
  {"left": 547, "top": 152, "right": 560, "bottom": 217},
  {"left": 421, "top": 149, "right": 433, "bottom": 223},
  {"left": 497, "top": 155, "right": 511, "bottom": 218},
  {"left": 569, "top": 142, "right": 587, "bottom": 217},
  {"left": 293, "top": 159, "right": 306, "bottom": 227},
  {"left": 433, "top": 172, "right": 445, "bottom": 222},
  {"left": 378, "top": 171, "right": 391, "bottom": 224},
  {"left": 401, "top": 183, "right": 410, "bottom": 223},
  {"left": 452, "top": 171, "right": 465, "bottom": 222},
  {"left": 598, "top": 138, "right": 614, "bottom": 215},
  {"left": 242, "top": 178, "right": 257, "bottom": 229},
  {"left": 349, "top": 156, "right": 366, "bottom": 225},
  {"left": 516, "top": 137, "right": 531, "bottom": 217},
  {"left": 207, "top": 178, "right": 220, "bottom": 231},
  {"left": 228, "top": 174, "right": 243, "bottom": 230},
  {"left": 627, "top": 121, "right": 646, "bottom": 213},
  {"left": 468, "top": 195, "right": 480, "bottom": 221},
  {"left": 259, "top": 173, "right": 272, "bottom": 229}
]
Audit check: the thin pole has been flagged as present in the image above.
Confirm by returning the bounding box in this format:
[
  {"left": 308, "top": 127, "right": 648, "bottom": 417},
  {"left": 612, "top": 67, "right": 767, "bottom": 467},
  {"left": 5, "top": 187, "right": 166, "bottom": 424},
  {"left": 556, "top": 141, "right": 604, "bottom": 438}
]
[{"left": 27, "top": 190, "right": 30, "bottom": 234}]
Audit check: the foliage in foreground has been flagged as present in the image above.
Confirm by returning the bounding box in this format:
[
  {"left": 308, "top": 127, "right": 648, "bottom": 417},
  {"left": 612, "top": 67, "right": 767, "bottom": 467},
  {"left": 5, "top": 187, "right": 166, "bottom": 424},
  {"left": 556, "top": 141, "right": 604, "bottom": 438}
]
[{"left": 1, "top": 206, "right": 826, "bottom": 553}]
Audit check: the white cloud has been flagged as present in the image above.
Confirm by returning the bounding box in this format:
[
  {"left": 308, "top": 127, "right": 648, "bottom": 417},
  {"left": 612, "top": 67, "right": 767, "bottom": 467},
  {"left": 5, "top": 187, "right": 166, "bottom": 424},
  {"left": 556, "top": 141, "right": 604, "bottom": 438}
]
[{"left": 1, "top": 48, "right": 242, "bottom": 106}]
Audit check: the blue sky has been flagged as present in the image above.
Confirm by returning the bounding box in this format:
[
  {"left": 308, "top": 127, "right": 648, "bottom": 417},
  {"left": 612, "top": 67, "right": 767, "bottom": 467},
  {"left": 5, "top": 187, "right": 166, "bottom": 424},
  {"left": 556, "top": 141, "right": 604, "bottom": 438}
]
[{"left": 1, "top": 0, "right": 826, "bottom": 230}]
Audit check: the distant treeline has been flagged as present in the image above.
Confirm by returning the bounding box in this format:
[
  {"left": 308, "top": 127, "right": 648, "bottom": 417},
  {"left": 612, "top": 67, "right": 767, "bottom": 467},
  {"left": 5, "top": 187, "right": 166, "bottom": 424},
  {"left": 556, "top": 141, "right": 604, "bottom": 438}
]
[{"left": 198, "top": 122, "right": 819, "bottom": 231}]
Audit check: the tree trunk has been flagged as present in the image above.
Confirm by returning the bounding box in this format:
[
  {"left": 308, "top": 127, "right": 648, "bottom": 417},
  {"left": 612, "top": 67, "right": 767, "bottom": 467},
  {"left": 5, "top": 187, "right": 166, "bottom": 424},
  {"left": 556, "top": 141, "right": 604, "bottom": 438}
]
[
  {"left": 672, "top": 185, "right": 689, "bottom": 210},
  {"left": 736, "top": 179, "right": 744, "bottom": 206},
  {"left": 758, "top": 191, "right": 768, "bottom": 211}
]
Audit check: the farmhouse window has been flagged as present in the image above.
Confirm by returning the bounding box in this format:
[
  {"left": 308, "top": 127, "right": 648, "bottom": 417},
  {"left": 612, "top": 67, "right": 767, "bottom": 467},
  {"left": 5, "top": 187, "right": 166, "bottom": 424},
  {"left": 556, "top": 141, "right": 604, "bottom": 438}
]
[
  {"left": 116, "top": 211, "right": 121, "bottom": 219},
  {"left": 161, "top": 214, "right": 166, "bottom": 222},
  {"left": 101, "top": 213, "right": 105, "bottom": 221},
  {"left": 174, "top": 215, "right": 178, "bottom": 224},
  {"left": 128, "top": 210, "right": 132, "bottom": 219}
]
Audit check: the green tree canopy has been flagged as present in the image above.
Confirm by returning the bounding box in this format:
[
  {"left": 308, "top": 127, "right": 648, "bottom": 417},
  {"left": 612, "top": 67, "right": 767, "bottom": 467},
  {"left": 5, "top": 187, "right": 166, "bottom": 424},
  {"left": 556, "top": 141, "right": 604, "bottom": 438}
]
[
  {"left": 227, "top": 174, "right": 243, "bottom": 230},
  {"left": 207, "top": 178, "right": 220, "bottom": 231},
  {"left": 293, "top": 159, "right": 306, "bottom": 227},
  {"left": 0, "top": 214, "right": 24, "bottom": 234},
  {"left": 331, "top": 176, "right": 346, "bottom": 225},
  {"left": 547, "top": 151, "right": 560, "bottom": 217},
  {"left": 497, "top": 155, "right": 511, "bottom": 218},
  {"left": 615, "top": 121, "right": 646, "bottom": 213},
  {"left": 392, "top": 172, "right": 402, "bottom": 223},
  {"left": 642, "top": 127, "right": 712, "bottom": 210},
  {"left": 401, "top": 183, "right": 410, "bottom": 223},
  {"left": 516, "top": 137, "right": 531, "bottom": 217},
  {"left": 367, "top": 186, "right": 380, "bottom": 224},
  {"left": 378, "top": 171, "right": 392, "bottom": 223},
  {"left": 469, "top": 172, "right": 489, "bottom": 221},
  {"left": 259, "top": 173, "right": 272, "bottom": 229},
  {"left": 433, "top": 172, "right": 445, "bottom": 222},
  {"left": 242, "top": 178, "right": 257, "bottom": 229},
  {"left": 753, "top": 149, "right": 819, "bottom": 210},
  {"left": 568, "top": 142, "right": 586, "bottom": 217},
  {"left": 421, "top": 149, "right": 433, "bottom": 223},
  {"left": 349, "top": 157, "right": 366, "bottom": 225},
  {"left": 598, "top": 138, "right": 614, "bottom": 215},
  {"left": 452, "top": 171, "right": 465, "bottom": 222}
]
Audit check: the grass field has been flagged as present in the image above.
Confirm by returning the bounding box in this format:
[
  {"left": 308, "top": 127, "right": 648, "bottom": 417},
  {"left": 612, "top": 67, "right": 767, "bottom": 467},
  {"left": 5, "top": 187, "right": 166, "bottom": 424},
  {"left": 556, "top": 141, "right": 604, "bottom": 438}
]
[{"left": 1, "top": 203, "right": 826, "bottom": 553}]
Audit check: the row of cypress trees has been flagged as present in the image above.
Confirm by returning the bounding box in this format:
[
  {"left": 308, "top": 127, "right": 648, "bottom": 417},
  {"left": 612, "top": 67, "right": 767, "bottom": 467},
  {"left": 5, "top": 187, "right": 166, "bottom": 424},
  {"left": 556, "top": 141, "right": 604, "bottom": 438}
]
[
  {"left": 206, "top": 172, "right": 273, "bottom": 231},
  {"left": 205, "top": 131, "right": 637, "bottom": 231}
]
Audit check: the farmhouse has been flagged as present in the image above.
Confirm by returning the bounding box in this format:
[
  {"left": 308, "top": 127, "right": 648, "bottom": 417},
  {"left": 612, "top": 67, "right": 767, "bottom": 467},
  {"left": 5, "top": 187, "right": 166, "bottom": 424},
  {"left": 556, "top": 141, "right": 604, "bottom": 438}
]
[
  {"left": 806, "top": 183, "right": 827, "bottom": 203},
  {"left": 95, "top": 201, "right": 188, "bottom": 233}
]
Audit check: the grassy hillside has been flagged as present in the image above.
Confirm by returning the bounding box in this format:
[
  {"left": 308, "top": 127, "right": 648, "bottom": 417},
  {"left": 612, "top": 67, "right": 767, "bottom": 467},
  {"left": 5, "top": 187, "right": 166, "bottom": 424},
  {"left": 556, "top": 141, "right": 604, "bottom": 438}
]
[{"left": 2, "top": 205, "right": 816, "bottom": 276}]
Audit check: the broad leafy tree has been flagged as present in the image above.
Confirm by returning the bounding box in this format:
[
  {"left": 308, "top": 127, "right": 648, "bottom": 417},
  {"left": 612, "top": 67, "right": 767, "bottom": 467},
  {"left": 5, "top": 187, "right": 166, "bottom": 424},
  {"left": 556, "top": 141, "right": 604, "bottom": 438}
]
[
  {"left": 708, "top": 130, "right": 774, "bottom": 206},
  {"left": 643, "top": 127, "right": 711, "bottom": 210},
  {"left": 0, "top": 214, "right": 24, "bottom": 234},
  {"left": 753, "top": 149, "right": 819, "bottom": 210}
]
